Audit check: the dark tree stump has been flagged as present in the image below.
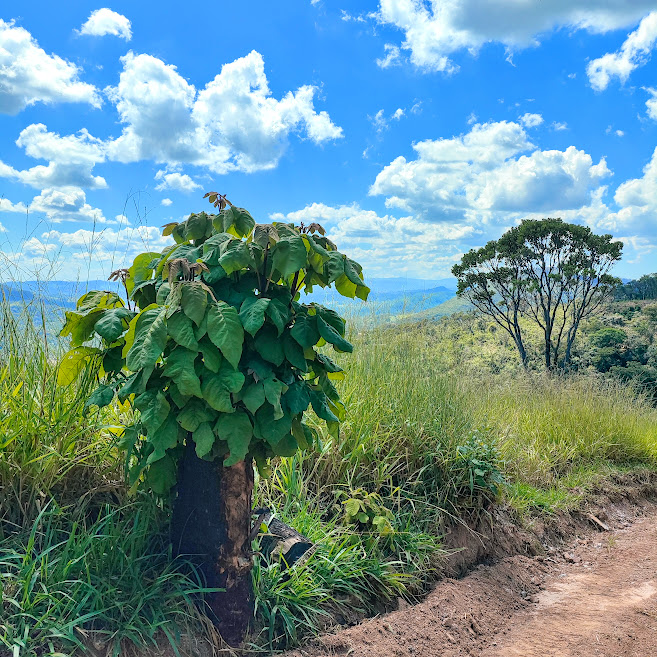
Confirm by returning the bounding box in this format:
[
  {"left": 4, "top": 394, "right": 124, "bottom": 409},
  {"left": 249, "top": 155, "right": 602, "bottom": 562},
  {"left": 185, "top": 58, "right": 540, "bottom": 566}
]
[{"left": 171, "top": 439, "right": 254, "bottom": 647}]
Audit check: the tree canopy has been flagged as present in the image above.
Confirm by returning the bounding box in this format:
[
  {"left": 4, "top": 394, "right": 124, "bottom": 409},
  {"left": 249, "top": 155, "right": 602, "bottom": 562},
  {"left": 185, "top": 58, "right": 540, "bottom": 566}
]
[
  {"left": 58, "top": 195, "right": 369, "bottom": 494},
  {"left": 615, "top": 273, "right": 657, "bottom": 301},
  {"left": 452, "top": 218, "right": 622, "bottom": 370}
]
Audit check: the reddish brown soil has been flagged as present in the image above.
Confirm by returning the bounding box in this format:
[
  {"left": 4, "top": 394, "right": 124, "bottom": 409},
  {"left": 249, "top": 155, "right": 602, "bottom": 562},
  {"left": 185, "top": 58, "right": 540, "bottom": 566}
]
[{"left": 285, "top": 503, "right": 657, "bottom": 657}]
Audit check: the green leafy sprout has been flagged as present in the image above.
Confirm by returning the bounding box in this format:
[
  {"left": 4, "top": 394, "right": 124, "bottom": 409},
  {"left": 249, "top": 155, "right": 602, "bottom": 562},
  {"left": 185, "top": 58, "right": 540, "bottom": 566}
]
[{"left": 58, "top": 195, "right": 369, "bottom": 495}]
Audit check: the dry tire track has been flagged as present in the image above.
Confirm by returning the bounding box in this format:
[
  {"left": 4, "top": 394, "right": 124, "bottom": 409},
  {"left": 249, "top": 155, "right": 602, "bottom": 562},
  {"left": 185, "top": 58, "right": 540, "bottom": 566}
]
[{"left": 482, "top": 515, "right": 657, "bottom": 657}]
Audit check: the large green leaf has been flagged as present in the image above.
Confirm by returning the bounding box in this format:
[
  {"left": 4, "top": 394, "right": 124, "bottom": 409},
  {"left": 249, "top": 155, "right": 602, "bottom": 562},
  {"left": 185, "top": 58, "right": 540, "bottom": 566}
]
[
  {"left": 146, "top": 414, "right": 180, "bottom": 464},
  {"left": 84, "top": 384, "right": 114, "bottom": 411},
  {"left": 216, "top": 411, "right": 253, "bottom": 466},
  {"left": 198, "top": 336, "right": 222, "bottom": 372},
  {"left": 291, "top": 419, "right": 315, "bottom": 450},
  {"left": 193, "top": 421, "right": 215, "bottom": 458},
  {"left": 239, "top": 297, "right": 270, "bottom": 336},
  {"left": 76, "top": 291, "right": 124, "bottom": 312},
  {"left": 335, "top": 272, "right": 370, "bottom": 301},
  {"left": 94, "top": 307, "right": 134, "bottom": 342},
  {"left": 272, "top": 235, "right": 307, "bottom": 279},
  {"left": 315, "top": 353, "right": 343, "bottom": 373},
  {"left": 254, "top": 404, "right": 293, "bottom": 446},
  {"left": 214, "top": 206, "right": 255, "bottom": 237},
  {"left": 230, "top": 206, "right": 256, "bottom": 237},
  {"left": 163, "top": 347, "right": 202, "bottom": 397},
  {"left": 308, "top": 388, "right": 339, "bottom": 422},
  {"left": 102, "top": 344, "right": 125, "bottom": 375},
  {"left": 168, "top": 382, "right": 190, "bottom": 409},
  {"left": 218, "top": 239, "right": 253, "bottom": 275},
  {"left": 263, "top": 377, "right": 287, "bottom": 419},
  {"left": 201, "top": 376, "right": 233, "bottom": 412},
  {"left": 317, "top": 316, "right": 353, "bottom": 353},
  {"left": 132, "top": 280, "right": 157, "bottom": 308},
  {"left": 176, "top": 399, "right": 215, "bottom": 432},
  {"left": 156, "top": 282, "right": 172, "bottom": 306},
  {"left": 207, "top": 301, "right": 244, "bottom": 369},
  {"left": 202, "top": 232, "right": 233, "bottom": 265},
  {"left": 325, "top": 251, "right": 344, "bottom": 283},
  {"left": 181, "top": 282, "right": 208, "bottom": 327},
  {"left": 184, "top": 212, "right": 209, "bottom": 241},
  {"left": 147, "top": 454, "right": 177, "bottom": 495},
  {"left": 193, "top": 311, "right": 208, "bottom": 341},
  {"left": 271, "top": 433, "right": 298, "bottom": 457},
  {"left": 61, "top": 308, "right": 105, "bottom": 347},
  {"left": 253, "top": 223, "right": 279, "bottom": 248},
  {"left": 201, "top": 363, "right": 244, "bottom": 412},
  {"left": 282, "top": 333, "right": 307, "bottom": 371},
  {"left": 290, "top": 313, "right": 320, "bottom": 348},
  {"left": 166, "top": 310, "right": 199, "bottom": 351},
  {"left": 254, "top": 325, "right": 284, "bottom": 366},
  {"left": 241, "top": 381, "right": 266, "bottom": 413},
  {"left": 117, "top": 370, "right": 148, "bottom": 402},
  {"left": 140, "top": 391, "right": 171, "bottom": 435},
  {"left": 265, "top": 298, "right": 289, "bottom": 335},
  {"left": 125, "top": 306, "right": 167, "bottom": 372},
  {"left": 317, "top": 306, "right": 346, "bottom": 336},
  {"left": 57, "top": 347, "right": 100, "bottom": 386},
  {"left": 127, "top": 251, "right": 160, "bottom": 295},
  {"left": 283, "top": 381, "right": 311, "bottom": 415}
]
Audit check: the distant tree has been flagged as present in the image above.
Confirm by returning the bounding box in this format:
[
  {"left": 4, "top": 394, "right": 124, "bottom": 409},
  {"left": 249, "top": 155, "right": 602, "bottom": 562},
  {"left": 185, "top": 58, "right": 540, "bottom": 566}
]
[
  {"left": 452, "top": 219, "right": 622, "bottom": 370},
  {"left": 614, "top": 273, "right": 657, "bottom": 301}
]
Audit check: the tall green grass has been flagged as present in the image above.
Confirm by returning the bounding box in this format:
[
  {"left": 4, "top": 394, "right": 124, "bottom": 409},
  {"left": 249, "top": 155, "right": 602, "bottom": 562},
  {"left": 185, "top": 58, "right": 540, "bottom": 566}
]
[
  {"left": 0, "top": 501, "right": 218, "bottom": 657},
  {"left": 0, "top": 297, "right": 119, "bottom": 537},
  {"left": 476, "top": 374, "right": 657, "bottom": 486}
]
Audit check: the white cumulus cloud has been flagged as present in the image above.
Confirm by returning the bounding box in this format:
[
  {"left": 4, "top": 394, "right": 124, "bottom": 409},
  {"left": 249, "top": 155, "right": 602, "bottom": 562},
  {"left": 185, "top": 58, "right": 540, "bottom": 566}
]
[
  {"left": 78, "top": 8, "right": 132, "bottom": 40},
  {"left": 519, "top": 113, "right": 543, "bottom": 128},
  {"left": 12, "top": 225, "right": 172, "bottom": 280},
  {"left": 646, "top": 88, "right": 657, "bottom": 121},
  {"left": 273, "top": 202, "right": 472, "bottom": 278},
  {"left": 154, "top": 169, "right": 200, "bottom": 192},
  {"left": 0, "top": 19, "right": 100, "bottom": 114},
  {"left": 374, "top": 0, "right": 655, "bottom": 72},
  {"left": 369, "top": 120, "right": 611, "bottom": 225},
  {"left": 0, "top": 197, "right": 28, "bottom": 214},
  {"left": 105, "top": 50, "right": 343, "bottom": 173},
  {"left": 0, "top": 124, "right": 107, "bottom": 189},
  {"left": 587, "top": 12, "right": 657, "bottom": 90},
  {"left": 29, "top": 187, "right": 107, "bottom": 224}
]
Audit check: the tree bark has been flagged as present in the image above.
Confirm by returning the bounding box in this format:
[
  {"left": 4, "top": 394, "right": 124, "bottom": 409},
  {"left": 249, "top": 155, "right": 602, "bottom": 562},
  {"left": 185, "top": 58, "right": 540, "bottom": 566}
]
[
  {"left": 171, "top": 439, "right": 254, "bottom": 647},
  {"left": 513, "top": 334, "right": 529, "bottom": 369}
]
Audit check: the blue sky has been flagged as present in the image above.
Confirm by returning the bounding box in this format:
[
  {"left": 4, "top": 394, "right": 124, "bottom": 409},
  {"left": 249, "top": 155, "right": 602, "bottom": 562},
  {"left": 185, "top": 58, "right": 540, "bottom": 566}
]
[{"left": 1, "top": 1, "right": 656, "bottom": 282}]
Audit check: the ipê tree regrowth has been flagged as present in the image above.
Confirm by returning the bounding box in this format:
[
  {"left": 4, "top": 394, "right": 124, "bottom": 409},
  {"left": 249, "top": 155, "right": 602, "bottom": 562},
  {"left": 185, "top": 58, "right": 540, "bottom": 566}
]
[{"left": 58, "top": 193, "right": 369, "bottom": 645}]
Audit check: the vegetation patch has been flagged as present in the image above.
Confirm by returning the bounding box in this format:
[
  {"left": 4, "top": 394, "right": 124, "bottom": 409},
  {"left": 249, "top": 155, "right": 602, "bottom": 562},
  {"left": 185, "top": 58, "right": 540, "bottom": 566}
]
[{"left": 2, "top": 223, "right": 657, "bottom": 655}]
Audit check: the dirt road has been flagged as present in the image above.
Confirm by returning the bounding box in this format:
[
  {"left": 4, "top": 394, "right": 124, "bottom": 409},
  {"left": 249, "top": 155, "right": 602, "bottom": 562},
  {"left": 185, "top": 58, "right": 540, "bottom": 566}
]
[{"left": 287, "top": 506, "right": 657, "bottom": 657}]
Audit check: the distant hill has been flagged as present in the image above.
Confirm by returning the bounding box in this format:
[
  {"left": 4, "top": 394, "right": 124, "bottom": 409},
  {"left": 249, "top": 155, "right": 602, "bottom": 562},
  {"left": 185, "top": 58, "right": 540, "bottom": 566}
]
[
  {"left": 364, "top": 277, "right": 458, "bottom": 293},
  {"left": 411, "top": 294, "right": 474, "bottom": 321},
  {"left": 1, "top": 278, "right": 458, "bottom": 329},
  {"left": 306, "top": 284, "right": 456, "bottom": 321},
  {"left": 1, "top": 280, "right": 121, "bottom": 309}
]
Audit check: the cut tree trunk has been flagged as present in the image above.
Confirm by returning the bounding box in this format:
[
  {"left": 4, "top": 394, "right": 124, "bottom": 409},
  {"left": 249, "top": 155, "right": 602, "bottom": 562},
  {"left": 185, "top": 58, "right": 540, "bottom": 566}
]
[
  {"left": 171, "top": 439, "right": 254, "bottom": 647},
  {"left": 256, "top": 509, "right": 315, "bottom": 569}
]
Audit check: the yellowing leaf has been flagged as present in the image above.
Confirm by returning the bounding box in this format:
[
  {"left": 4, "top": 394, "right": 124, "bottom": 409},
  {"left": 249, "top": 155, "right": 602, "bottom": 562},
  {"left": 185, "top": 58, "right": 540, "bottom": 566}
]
[{"left": 57, "top": 347, "right": 100, "bottom": 386}]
